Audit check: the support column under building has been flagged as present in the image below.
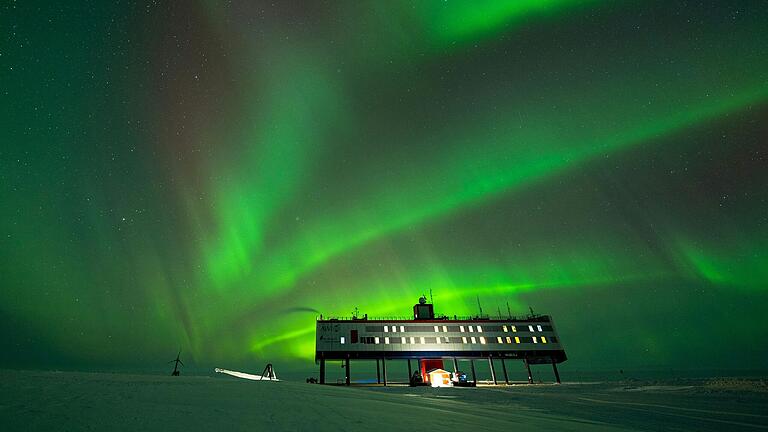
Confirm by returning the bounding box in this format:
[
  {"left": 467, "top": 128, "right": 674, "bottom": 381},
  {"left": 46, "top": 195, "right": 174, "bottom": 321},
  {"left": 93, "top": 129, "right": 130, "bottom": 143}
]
[
  {"left": 345, "top": 356, "right": 351, "bottom": 386},
  {"left": 407, "top": 359, "right": 412, "bottom": 378},
  {"left": 470, "top": 359, "right": 477, "bottom": 384},
  {"left": 382, "top": 357, "right": 387, "bottom": 386},
  {"left": 524, "top": 358, "right": 533, "bottom": 384},
  {"left": 452, "top": 357, "right": 459, "bottom": 376},
  {"left": 501, "top": 358, "right": 509, "bottom": 384},
  {"left": 376, "top": 359, "right": 381, "bottom": 384},
  {"left": 488, "top": 357, "right": 497, "bottom": 385},
  {"left": 551, "top": 357, "right": 561, "bottom": 384},
  {"left": 319, "top": 356, "right": 326, "bottom": 384}
]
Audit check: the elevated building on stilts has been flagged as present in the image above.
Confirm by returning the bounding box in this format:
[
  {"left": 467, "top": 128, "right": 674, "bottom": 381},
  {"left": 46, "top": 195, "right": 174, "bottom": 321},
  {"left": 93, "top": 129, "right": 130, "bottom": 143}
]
[{"left": 315, "top": 296, "right": 567, "bottom": 386}]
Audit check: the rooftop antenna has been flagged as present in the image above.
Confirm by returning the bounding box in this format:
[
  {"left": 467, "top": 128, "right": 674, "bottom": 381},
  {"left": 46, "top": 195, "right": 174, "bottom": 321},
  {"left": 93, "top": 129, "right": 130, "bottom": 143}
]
[
  {"left": 429, "top": 288, "right": 433, "bottom": 305},
  {"left": 497, "top": 305, "right": 502, "bottom": 319},
  {"left": 476, "top": 295, "right": 483, "bottom": 317},
  {"left": 169, "top": 349, "right": 184, "bottom": 376},
  {"left": 352, "top": 307, "right": 359, "bottom": 318},
  {"left": 506, "top": 302, "right": 512, "bottom": 319},
  {"left": 529, "top": 306, "right": 535, "bottom": 317}
]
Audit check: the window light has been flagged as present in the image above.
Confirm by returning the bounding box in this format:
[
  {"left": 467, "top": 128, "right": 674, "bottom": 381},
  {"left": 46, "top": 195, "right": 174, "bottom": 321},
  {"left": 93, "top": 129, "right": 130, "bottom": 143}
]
[
  {"left": 514, "top": 337, "right": 520, "bottom": 344},
  {"left": 541, "top": 336, "right": 547, "bottom": 344},
  {"left": 471, "top": 337, "right": 477, "bottom": 344},
  {"left": 434, "top": 325, "right": 439, "bottom": 332},
  {"left": 442, "top": 326, "right": 448, "bottom": 332},
  {"left": 384, "top": 326, "right": 388, "bottom": 333},
  {"left": 512, "top": 326, "right": 517, "bottom": 332},
  {"left": 402, "top": 337, "right": 406, "bottom": 344},
  {"left": 340, "top": 337, "right": 345, "bottom": 344},
  {"left": 460, "top": 326, "right": 465, "bottom": 332},
  {"left": 537, "top": 325, "right": 543, "bottom": 332},
  {"left": 420, "top": 337, "right": 425, "bottom": 344},
  {"left": 410, "top": 337, "right": 415, "bottom": 344},
  {"left": 469, "top": 325, "right": 474, "bottom": 332},
  {"left": 480, "top": 337, "right": 486, "bottom": 344},
  {"left": 477, "top": 326, "right": 483, "bottom": 333},
  {"left": 385, "top": 337, "right": 390, "bottom": 344},
  {"left": 462, "top": 337, "right": 468, "bottom": 344},
  {"left": 528, "top": 325, "right": 534, "bottom": 332},
  {"left": 506, "top": 337, "right": 512, "bottom": 344},
  {"left": 533, "top": 336, "right": 538, "bottom": 343},
  {"left": 503, "top": 325, "right": 508, "bottom": 332},
  {"left": 375, "top": 337, "right": 380, "bottom": 344},
  {"left": 400, "top": 326, "right": 405, "bottom": 333},
  {"left": 436, "top": 336, "right": 441, "bottom": 344},
  {"left": 497, "top": 336, "right": 503, "bottom": 343}
]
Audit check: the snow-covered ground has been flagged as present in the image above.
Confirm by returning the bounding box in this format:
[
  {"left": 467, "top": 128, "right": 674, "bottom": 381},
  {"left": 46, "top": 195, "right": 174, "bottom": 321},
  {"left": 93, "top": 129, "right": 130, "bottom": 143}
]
[{"left": 0, "top": 369, "right": 765, "bottom": 431}]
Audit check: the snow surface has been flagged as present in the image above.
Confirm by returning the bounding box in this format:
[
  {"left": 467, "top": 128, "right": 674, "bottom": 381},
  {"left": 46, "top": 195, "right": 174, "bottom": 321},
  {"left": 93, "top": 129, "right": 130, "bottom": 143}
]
[{"left": 0, "top": 370, "right": 766, "bottom": 431}]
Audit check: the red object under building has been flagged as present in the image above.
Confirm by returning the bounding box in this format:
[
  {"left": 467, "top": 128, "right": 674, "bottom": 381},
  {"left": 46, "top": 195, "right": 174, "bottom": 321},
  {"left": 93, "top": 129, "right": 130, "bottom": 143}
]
[{"left": 420, "top": 359, "right": 444, "bottom": 382}]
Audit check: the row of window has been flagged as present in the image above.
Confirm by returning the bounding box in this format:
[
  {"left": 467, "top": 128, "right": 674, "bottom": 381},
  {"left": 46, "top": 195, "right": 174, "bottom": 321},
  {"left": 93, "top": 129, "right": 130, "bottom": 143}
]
[
  {"left": 339, "top": 335, "right": 557, "bottom": 345},
  {"left": 368, "top": 324, "right": 553, "bottom": 334}
]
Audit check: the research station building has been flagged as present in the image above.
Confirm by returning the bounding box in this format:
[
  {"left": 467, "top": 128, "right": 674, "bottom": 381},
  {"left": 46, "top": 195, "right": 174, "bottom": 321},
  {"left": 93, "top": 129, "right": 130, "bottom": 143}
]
[{"left": 315, "top": 297, "right": 567, "bottom": 385}]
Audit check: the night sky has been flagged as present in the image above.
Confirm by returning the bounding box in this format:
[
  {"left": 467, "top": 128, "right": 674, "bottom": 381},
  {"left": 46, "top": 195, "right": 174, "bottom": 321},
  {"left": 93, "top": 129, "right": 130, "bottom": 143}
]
[{"left": 1, "top": 1, "right": 767, "bottom": 373}]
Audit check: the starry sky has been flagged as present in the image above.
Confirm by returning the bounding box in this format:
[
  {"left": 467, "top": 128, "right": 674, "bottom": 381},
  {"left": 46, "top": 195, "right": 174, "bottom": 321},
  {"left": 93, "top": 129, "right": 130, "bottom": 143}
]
[{"left": 1, "top": 0, "right": 767, "bottom": 373}]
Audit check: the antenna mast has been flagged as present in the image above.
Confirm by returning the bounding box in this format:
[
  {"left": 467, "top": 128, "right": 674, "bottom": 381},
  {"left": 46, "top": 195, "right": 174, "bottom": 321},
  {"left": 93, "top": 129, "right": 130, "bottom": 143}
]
[{"left": 476, "top": 295, "right": 483, "bottom": 317}]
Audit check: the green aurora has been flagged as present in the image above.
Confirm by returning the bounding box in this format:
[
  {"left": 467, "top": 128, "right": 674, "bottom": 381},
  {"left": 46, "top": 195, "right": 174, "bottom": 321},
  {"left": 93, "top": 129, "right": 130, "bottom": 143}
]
[{"left": 1, "top": 1, "right": 766, "bottom": 372}]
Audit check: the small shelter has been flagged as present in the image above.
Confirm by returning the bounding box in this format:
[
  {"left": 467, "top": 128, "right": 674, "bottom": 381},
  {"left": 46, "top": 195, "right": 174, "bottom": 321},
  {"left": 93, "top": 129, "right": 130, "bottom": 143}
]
[{"left": 427, "top": 368, "right": 452, "bottom": 387}]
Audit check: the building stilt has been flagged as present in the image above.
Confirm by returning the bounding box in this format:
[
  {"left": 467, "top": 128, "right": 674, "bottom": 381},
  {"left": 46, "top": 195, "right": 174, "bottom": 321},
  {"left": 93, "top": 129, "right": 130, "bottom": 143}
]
[
  {"left": 376, "top": 359, "right": 381, "bottom": 384},
  {"left": 488, "top": 357, "right": 497, "bottom": 385},
  {"left": 382, "top": 357, "right": 387, "bottom": 386},
  {"left": 407, "top": 359, "right": 412, "bottom": 378},
  {"left": 452, "top": 357, "right": 459, "bottom": 376},
  {"left": 345, "top": 356, "right": 351, "bottom": 386},
  {"left": 551, "top": 357, "right": 561, "bottom": 384},
  {"left": 501, "top": 358, "right": 509, "bottom": 384},
  {"left": 319, "top": 356, "right": 325, "bottom": 384},
  {"left": 524, "top": 358, "right": 533, "bottom": 384},
  {"left": 470, "top": 359, "right": 477, "bottom": 383}
]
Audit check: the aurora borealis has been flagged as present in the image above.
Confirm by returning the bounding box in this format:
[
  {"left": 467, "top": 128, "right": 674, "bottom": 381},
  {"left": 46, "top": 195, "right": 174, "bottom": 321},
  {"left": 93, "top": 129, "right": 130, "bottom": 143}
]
[{"left": 1, "top": 1, "right": 767, "bottom": 373}]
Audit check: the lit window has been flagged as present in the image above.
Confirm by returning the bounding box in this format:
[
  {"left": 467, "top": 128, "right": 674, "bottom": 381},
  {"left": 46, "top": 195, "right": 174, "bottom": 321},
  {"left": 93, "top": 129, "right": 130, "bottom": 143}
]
[
  {"left": 477, "top": 326, "right": 483, "bottom": 333},
  {"left": 410, "top": 337, "right": 415, "bottom": 344},
  {"left": 541, "top": 336, "right": 547, "bottom": 344},
  {"left": 512, "top": 326, "right": 517, "bottom": 332},
  {"left": 385, "top": 337, "right": 390, "bottom": 344},
  {"left": 533, "top": 336, "right": 538, "bottom": 343},
  {"left": 480, "top": 337, "right": 486, "bottom": 344},
  {"left": 444, "top": 337, "right": 449, "bottom": 343},
  {"left": 462, "top": 337, "right": 468, "bottom": 344},
  {"left": 442, "top": 326, "right": 447, "bottom": 332},
  {"left": 506, "top": 337, "right": 512, "bottom": 344},
  {"left": 460, "top": 326, "right": 465, "bottom": 332},
  {"left": 384, "top": 326, "right": 388, "bottom": 333},
  {"left": 402, "top": 337, "right": 406, "bottom": 344},
  {"left": 434, "top": 325, "right": 439, "bottom": 332},
  {"left": 497, "top": 336, "right": 503, "bottom": 343},
  {"left": 514, "top": 337, "right": 520, "bottom": 344},
  {"left": 528, "top": 325, "right": 534, "bottom": 332},
  {"left": 436, "top": 336, "right": 441, "bottom": 344},
  {"left": 503, "top": 325, "right": 508, "bottom": 332},
  {"left": 420, "top": 337, "right": 425, "bottom": 344},
  {"left": 471, "top": 337, "right": 477, "bottom": 344},
  {"left": 375, "top": 337, "right": 380, "bottom": 344},
  {"left": 340, "top": 337, "right": 346, "bottom": 344},
  {"left": 400, "top": 326, "right": 405, "bottom": 333},
  {"left": 469, "top": 325, "right": 474, "bottom": 332},
  {"left": 537, "top": 325, "right": 543, "bottom": 332}
]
